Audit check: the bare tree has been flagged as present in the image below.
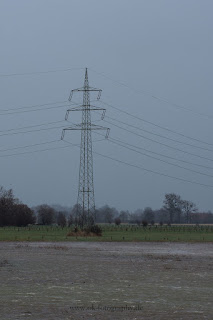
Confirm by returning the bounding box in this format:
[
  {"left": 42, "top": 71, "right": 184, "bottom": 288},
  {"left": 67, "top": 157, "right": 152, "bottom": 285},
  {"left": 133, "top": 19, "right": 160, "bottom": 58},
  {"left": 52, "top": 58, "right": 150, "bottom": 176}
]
[
  {"left": 119, "top": 210, "right": 129, "bottom": 223},
  {"left": 143, "top": 207, "right": 154, "bottom": 224},
  {"left": 130, "top": 208, "right": 143, "bottom": 224},
  {"left": 37, "top": 205, "right": 56, "bottom": 225},
  {"left": 154, "top": 208, "right": 168, "bottom": 224},
  {"left": 105, "top": 210, "right": 114, "bottom": 224},
  {"left": 163, "top": 193, "right": 182, "bottom": 223},
  {"left": 181, "top": 200, "right": 197, "bottom": 224},
  {"left": 57, "top": 212, "right": 67, "bottom": 227},
  {"left": 96, "top": 205, "right": 118, "bottom": 224}
]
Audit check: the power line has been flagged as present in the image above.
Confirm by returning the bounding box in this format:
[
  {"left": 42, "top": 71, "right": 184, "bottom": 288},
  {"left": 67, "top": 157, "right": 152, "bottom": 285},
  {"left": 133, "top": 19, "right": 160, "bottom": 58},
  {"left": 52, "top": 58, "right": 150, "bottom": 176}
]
[
  {"left": 0, "top": 67, "right": 84, "bottom": 77},
  {"left": 0, "top": 103, "right": 69, "bottom": 116},
  {"left": 0, "top": 138, "right": 105, "bottom": 158},
  {"left": 103, "top": 119, "right": 213, "bottom": 163},
  {"left": 0, "top": 144, "right": 70, "bottom": 158},
  {"left": 63, "top": 139, "right": 213, "bottom": 189},
  {"left": 100, "top": 100, "right": 213, "bottom": 147},
  {"left": 102, "top": 114, "right": 213, "bottom": 153},
  {"left": 94, "top": 131, "right": 213, "bottom": 170},
  {"left": 94, "top": 133, "right": 213, "bottom": 178},
  {"left": 0, "top": 139, "right": 60, "bottom": 153},
  {"left": 0, "top": 104, "right": 68, "bottom": 116},
  {"left": 0, "top": 99, "right": 97, "bottom": 116},
  {"left": 94, "top": 151, "right": 213, "bottom": 188},
  {"left": 0, "top": 120, "right": 65, "bottom": 134},
  {"left": 0, "top": 124, "right": 65, "bottom": 138},
  {"left": 72, "top": 114, "right": 213, "bottom": 169},
  {"left": 89, "top": 68, "right": 213, "bottom": 119},
  {"left": 0, "top": 103, "right": 101, "bottom": 138},
  {"left": 4, "top": 135, "right": 211, "bottom": 187},
  {"left": 2, "top": 65, "right": 212, "bottom": 118},
  {"left": 0, "top": 100, "right": 68, "bottom": 112}
]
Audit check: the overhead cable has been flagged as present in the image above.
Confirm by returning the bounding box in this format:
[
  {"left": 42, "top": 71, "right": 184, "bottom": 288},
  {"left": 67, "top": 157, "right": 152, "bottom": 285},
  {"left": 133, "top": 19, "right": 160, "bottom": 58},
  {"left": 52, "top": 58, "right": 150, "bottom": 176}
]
[
  {"left": 103, "top": 114, "right": 213, "bottom": 152},
  {"left": 100, "top": 100, "right": 213, "bottom": 147},
  {"left": 93, "top": 131, "right": 213, "bottom": 170},
  {"left": 103, "top": 119, "right": 213, "bottom": 163},
  {"left": 89, "top": 68, "right": 213, "bottom": 119},
  {"left": 0, "top": 67, "right": 84, "bottom": 77},
  {"left": 63, "top": 139, "right": 213, "bottom": 189}
]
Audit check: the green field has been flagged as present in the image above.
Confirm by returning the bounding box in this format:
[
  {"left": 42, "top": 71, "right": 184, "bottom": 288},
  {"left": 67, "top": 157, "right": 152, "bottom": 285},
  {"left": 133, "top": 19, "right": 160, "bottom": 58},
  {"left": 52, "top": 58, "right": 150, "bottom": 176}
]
[{"left": 0, "top": 224, "right": 212, "bottom": 242}]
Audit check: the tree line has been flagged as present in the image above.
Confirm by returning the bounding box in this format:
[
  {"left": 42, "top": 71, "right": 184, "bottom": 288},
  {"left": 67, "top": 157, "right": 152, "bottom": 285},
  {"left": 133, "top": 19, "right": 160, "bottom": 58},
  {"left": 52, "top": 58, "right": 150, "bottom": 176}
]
[
  {"left": 0, "top": 187, "right": 35, "bottom": 227},
  {"left": 0, "top": 186, "right": 212, "bottom": 227}
]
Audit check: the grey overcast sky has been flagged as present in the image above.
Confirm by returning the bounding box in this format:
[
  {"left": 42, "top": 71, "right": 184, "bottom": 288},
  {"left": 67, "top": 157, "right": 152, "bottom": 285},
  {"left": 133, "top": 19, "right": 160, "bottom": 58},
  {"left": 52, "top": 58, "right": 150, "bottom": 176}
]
[{"left": 0, "top": 0, "right": 213, "bottom": 212}]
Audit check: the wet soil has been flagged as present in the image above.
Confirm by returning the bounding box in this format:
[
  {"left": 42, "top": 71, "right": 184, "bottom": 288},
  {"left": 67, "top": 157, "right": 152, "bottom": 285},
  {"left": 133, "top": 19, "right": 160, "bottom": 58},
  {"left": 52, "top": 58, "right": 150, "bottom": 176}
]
[{"left": 0, "top": 242, "right": 212, "bottom": 319}]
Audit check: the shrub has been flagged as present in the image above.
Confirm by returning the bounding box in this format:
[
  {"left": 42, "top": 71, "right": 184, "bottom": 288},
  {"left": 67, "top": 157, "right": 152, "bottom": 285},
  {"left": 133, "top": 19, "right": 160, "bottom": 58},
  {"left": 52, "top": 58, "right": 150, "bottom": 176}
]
[
  {"left": 142, "top": 220, "right": 148, "bottom": 227},
  {"left": 85, "top": 224, "right": 102, "bottom": 236},
  {"left": 114, "top": 217, "right": 121, "bottom": 226}
]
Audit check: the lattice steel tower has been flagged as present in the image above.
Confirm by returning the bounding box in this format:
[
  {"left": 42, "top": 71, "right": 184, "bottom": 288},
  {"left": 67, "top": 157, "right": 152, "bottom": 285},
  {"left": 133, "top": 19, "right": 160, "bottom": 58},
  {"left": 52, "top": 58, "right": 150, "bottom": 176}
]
[{"left": 61, "top": 68, "right": 109, "bottom": 227}]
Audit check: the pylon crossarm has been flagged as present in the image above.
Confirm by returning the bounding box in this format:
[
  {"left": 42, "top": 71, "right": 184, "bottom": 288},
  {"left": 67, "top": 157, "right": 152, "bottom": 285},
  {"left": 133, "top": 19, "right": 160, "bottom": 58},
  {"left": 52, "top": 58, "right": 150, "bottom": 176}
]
[
  {"left": 89, "top": 124, "right": 109, "bottom": 131},
  {"left": 61, "top": 125, "right": 109, "bottom": 140},
  {"left": 69, "top": 87, "right": 102, "bottom": 102},
  {"left": 77, "top": 86, "right": 102, "bottom": 92},
  {"left": 63, "top": 125, "right": 108, "bottom": 131},
  {"left": 65, "top": 106, "right": 106, "bottom": 121},
  {"left": 68, "top": 88, "right": 85, "bottom": 101},
  {"left": 66, "top": 105, "right": 106, "bottom": 112},
  {"left": 63, "top": 124, "right": 82, "bottom": 130}
]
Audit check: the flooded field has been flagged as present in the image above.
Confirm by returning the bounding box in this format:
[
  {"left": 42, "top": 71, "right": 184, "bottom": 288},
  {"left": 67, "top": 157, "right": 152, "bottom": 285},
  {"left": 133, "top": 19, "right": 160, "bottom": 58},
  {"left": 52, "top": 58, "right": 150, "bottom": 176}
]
[{"left": 0, "top": 242, "right": 212, "bottom": 319}]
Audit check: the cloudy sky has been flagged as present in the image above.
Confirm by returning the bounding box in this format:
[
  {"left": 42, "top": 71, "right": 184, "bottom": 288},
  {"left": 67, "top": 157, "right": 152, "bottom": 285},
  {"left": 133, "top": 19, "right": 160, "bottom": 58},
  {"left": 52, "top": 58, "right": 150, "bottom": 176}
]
[{"left": 0, "top": 0, "right": 213, "bottom": 212}]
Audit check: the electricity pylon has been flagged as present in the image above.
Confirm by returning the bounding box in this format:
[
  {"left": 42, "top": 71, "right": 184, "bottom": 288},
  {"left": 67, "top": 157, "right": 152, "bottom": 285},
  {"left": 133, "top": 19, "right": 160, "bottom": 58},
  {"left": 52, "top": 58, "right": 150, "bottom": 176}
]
[{"left": 61, "top": 68, "right": 109, "bottom": 228}]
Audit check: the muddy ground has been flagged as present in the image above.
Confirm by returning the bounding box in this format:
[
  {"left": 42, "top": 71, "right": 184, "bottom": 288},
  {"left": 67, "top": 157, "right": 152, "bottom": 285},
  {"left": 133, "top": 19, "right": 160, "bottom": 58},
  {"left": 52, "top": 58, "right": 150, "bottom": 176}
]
[{"left": 0, "top": 242, "right": 212, "bottom": 320}]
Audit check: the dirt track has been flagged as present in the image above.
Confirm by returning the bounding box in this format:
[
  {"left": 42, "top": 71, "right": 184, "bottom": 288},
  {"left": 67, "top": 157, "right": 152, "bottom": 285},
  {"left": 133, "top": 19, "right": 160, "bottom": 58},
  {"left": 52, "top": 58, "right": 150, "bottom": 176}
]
[{"left": 0, "top": 242, "right": 212, "bottom": 319}]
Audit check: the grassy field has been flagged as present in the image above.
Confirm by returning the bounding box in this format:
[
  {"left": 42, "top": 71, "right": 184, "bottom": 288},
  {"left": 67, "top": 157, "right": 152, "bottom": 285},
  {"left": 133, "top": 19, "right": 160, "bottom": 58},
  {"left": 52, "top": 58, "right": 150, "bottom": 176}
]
[{"left": 0, "top": 224, "right": 212, "bottom": 242}]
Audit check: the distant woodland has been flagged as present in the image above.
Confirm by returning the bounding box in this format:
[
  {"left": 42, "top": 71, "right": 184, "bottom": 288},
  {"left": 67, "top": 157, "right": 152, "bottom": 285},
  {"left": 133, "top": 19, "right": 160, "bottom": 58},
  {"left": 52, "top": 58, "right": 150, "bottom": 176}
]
[{"left": 0, "top": 186, "right": 212, "bottom": 227}]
